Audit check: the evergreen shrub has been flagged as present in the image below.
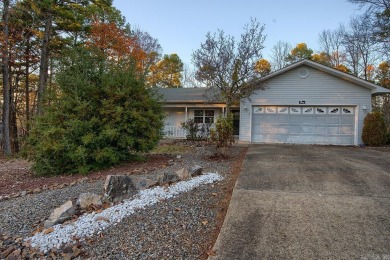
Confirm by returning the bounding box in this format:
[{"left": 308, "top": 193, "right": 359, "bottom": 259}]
[{"left": 24, "top": 48, "right": 164, "bottom": 175}]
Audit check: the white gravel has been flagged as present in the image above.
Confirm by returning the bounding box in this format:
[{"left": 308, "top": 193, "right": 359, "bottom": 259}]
[{"left": 28, "top": 173, "right": 223, "bottom": 253}]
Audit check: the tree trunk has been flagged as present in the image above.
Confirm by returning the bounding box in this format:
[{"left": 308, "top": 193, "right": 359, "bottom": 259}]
[
  {"left": 37, "top": 9, "right": 53, "bottom": 115},
  {"left": 25, "top": 37, "right": 30, "bottom": 132},
  {"left": 10, "top": 72, "right": 19, "bottom": 153},
  {"left": 2, "top": 0, "right": 12, "bottom": 156}
]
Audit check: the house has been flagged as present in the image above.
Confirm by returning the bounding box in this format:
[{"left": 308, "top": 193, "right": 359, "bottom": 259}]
[
  {"left": 157, "top": 88, "right": 234, "bottom": 138},
  {"left": 158, "top": 59, "right": 390, "bottom": 145}
]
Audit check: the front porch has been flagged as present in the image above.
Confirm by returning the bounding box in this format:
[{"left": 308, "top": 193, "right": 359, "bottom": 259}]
[{"left": 162, "top": 105, "right": 232, "bottom": 138}]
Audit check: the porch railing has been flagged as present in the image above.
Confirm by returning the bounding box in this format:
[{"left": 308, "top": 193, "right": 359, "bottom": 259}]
[{"left": 163, "top": 126, "right": 187, "bottom": 138}]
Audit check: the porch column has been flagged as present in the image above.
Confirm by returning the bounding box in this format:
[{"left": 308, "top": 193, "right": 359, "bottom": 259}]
[{"left": 185, "top": 107, "right": 188, "bottom": 121}]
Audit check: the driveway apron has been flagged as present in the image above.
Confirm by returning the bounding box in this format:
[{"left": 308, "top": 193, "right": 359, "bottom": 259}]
[{"left": 210, "top": 144, "right": 390, "bottom": 260}]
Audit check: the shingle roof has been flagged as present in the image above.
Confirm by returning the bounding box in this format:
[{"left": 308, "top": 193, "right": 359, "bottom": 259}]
[{"left": 156, "top": 88, "right": 223, "bottom": 103}]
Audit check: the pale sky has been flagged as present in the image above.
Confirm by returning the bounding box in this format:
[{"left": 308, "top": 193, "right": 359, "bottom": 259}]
[{"left": 113, "top": 0, "right": 365, "bottom": 67}]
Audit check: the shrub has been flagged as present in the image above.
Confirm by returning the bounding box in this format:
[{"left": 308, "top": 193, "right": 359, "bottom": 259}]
[
  {"left": 24, "top": 47, "right": 164, "bottom": 175},
  {"left": 362, "top": 111, "right": 387, "bottom": 146},
  {"left": 210, "top": 113, "right": 235, "bottom": 148},
  {"left": 386, "top": 132, "right": 390, "bottom": 145},
  {"left": 181, "top": 119, "right": 199, "bottom": 141},
  {"left": 180, "top": 119, "right": 211, "bottom": 141}
]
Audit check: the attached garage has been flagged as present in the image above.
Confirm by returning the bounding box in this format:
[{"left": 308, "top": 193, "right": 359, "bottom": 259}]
[
  {"left": 239, "top": 60, "right": 390, "bottom": 146},
  {"left": 251, "top": 106, "right": 356, "bottom": 145}
]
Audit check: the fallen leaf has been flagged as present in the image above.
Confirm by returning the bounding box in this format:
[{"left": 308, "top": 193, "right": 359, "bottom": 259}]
[
  {"left": 43, "top": 227, "right": 54, "bottom": 235},
  {"left": 95, "top": 216, "right": 110, "bottom": 223},
  {"left": 174, "top": 207, "right": 181, "bottom": 211},
  {"left": 212, "top": 193, "right": 218, "bottom": 196},
  {"left": 32, "top": 226, "right": 44, "bottom": 235},
  {"left": 201, "top": 220, "right": 208, "bottom": 225}
]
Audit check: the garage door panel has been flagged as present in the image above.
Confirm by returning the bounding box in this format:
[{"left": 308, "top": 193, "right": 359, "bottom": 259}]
[
  {"left": 301, "top": 116, "right": 313, "bottom": 124},
  {"left": 314, "top": 117, "right": 327, "bottom": 125},
  {"left": 289, "top": 125, "right": 301, "bottom": 134},
  {"left": 327, "top": 136, "right": 339, "bottom": 145},
  {"left": 327, "top": 117, "right": 340, "bottom": 124},
  {"left": 327, "top": 127, "right": 339, "bottom": 135},
  {"left": 277, "top": 115, "right": 289, "bottom": 123},
  {"left": 287, "top": 135, "right": 300, "bottom": 143},
  {"left": 314, "top": 126, "right": 327, "bottom": 134},
  {"left": 274, "top": 125, "right": 289, "bottom": 134},
  {"left": 313, "top": 135, "right": 326, "bottom": 144},
  {"left": 290, "top": 116, "right": 301, "bottom": 123},
  {"left": 302, "top": 126, "right": 314, "bottom": 133},
  {"left": 340, "top": 117, "right": 354, "bottom": 124},
  {"left": 301, "top": 135, "right": 314, "bottom": 144},
  {"left": 340, "top": 136, "right": 354, "bottom": 145},
  {"left": 340, "top": 126, "right": 354, "bottom": 135},
  {"left": 252, "top": 106, "right": 355, "bottom": 145}
]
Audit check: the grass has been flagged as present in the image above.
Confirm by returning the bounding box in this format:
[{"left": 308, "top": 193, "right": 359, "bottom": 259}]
[{"left": 150, "top": 144, "right": 193, "bottom": 155}]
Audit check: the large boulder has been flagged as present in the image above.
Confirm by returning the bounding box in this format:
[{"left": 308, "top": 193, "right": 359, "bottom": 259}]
[
  {"left": 44, "top": 200, "right": 76, "bottom": 228},
  {"left": 104, "top": 175, "right": 137, "bottom": 203},
  {"left": 130, "top": 176, "right": 159, "bottom": 190},
  {"left": 175, "top": 168, "right": 190, "bottom": 180},
  {"left": 189, "top": 165, "right": 203, "bottom": 177},
  {"left": 161, "top": 171, "right": 179, "bottom": 184},
  {"left": 76, "top": 193, "right": 102, "bottom": 209}
]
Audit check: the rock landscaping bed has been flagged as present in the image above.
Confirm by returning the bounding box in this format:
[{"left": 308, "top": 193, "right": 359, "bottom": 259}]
[{"left": 0, "top": 141, "right": 248, "bottom": 259}]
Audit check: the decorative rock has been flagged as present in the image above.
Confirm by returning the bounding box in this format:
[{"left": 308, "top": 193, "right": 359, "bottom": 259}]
[
  {"left": 189, "top": 165, "right": 203, "bottom": 177},
  {"left": 161, "top": 172, "right": 179, "bottom": 184},
  {"left": 44, "top": 200, "right": 75, "bottom": 228},
  {"left": 33, "top": 188, "right": 42, "bottom": 193},
  {"left": 104, "top": 175, "right": 137, "bottom": 202},
  {"left": 62, "top": 243, "right": 73, "bottom": 254},
  {"left": 129, "top": 176, "right": 158, "bottom": 190},
  {"left": 76, "top": 193, "right": 102, "bottom": 209},
  {"left": 175, "top": 168, "right": 190, "bottom": 180}
]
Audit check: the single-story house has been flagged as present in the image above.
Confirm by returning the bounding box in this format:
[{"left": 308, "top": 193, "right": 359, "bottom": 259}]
[{"left": 158, "top": 59, "right": 390, "bottom": 145}]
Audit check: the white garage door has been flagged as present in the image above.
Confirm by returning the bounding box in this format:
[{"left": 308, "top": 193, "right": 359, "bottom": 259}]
[{"left": 252, "top": 106, "right": 356, "bottom": 145}]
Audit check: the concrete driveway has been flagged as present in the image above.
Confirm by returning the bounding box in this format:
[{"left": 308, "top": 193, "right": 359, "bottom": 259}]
[{"left": 210, "top": 144, "right": 390, "bottom": 260}]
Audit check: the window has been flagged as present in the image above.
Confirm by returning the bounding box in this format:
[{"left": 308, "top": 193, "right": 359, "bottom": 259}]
[{"left": 194, "top": 109, "right": 214, "bottom": 123}]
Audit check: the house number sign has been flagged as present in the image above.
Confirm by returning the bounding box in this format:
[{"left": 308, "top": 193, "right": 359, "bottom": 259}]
[{"left": 299, "top": 101, "right": 306, "bottom": 104}]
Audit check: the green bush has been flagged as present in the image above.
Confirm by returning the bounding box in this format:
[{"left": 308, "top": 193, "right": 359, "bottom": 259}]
[
  {"left": 362, "top": 111, "right": 387, "bottom": 146},
  {"left": 24, "top": 47, "right": 164, "bottom": 175},
  {"left": 210, "top": 113, "right": 235, "bottom": 148}
]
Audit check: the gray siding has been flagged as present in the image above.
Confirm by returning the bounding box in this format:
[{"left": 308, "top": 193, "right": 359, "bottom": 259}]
[{"left": 239, "top": 65, "right": 371, "bottom": 145}]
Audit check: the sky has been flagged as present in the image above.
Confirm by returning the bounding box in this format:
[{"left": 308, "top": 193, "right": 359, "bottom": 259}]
[{"left": 113, "top": 0, "right": 365, "bottom": 67}]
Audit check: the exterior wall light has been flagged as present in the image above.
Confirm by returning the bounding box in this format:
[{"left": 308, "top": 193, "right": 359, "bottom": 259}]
[
  {"left": 362, "top": 106, "right": 368, "bottom": 113},
  {"left": 244, "top": 106, "right": 248, "bottom": 111}
]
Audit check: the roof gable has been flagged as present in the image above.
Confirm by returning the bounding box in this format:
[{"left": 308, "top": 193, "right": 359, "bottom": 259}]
[{"left": 259, "top": 60, "right": 390, "bottom": 95}]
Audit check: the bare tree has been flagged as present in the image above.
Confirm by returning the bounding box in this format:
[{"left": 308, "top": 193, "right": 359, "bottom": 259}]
[
  {"left": 348, "top": 0, "right": 389, "bottom": 57},
  {"left": 1, "top": 0, "right": 12, "bottom": 155},
  {"left": 192, "top": 18, "right": 267, "bottom": 112},
  {"left": 342, "top": 14, "right": 379, "bottom": 79},
  {"left": 270, "top": 40, "right": 291, "bottom": 70},
  {"left": 182, "top": 64, "right": 203, "bottom": 88},
  {"left": 318, "top": 26, "right": 345, "bottom": 67}
]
